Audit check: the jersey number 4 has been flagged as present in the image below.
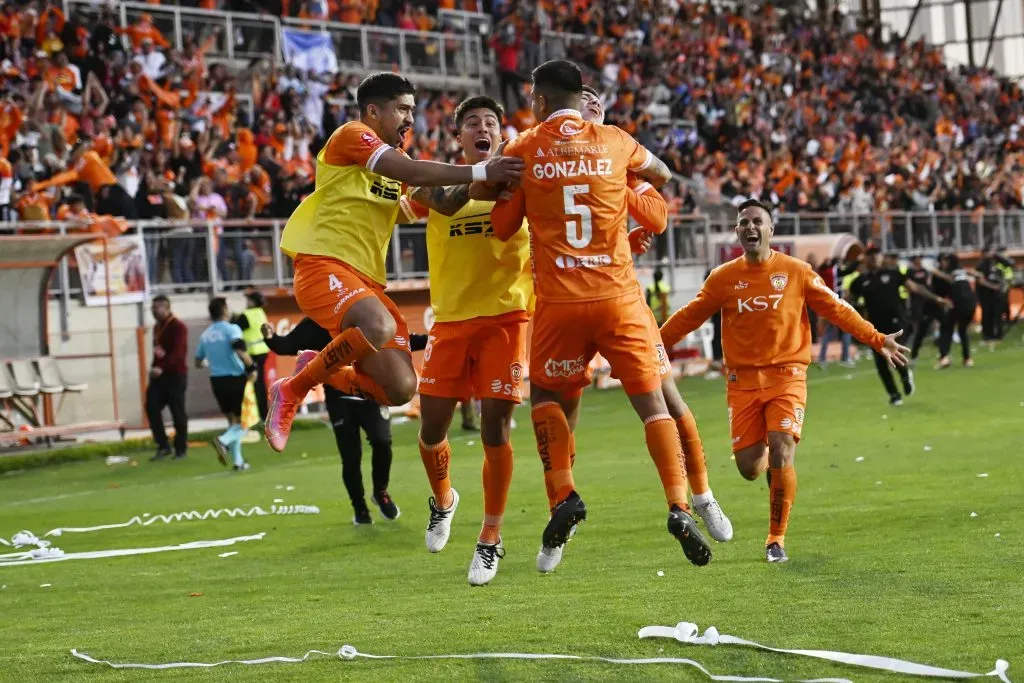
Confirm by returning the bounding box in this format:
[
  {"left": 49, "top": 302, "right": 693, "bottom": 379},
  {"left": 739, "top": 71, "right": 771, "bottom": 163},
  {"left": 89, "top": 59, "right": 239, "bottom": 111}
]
[{"left": 563, "top": 185, "right": 593, "bottom": 249}]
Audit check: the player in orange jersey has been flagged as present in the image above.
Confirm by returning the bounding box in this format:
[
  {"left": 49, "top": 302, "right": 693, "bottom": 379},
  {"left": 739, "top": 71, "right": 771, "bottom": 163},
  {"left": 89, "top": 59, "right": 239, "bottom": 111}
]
[
  {"left": 398, "top": 95, "right": 532, "bottom": 586},
  {"left": 487, "top": 60, "right": 713, "bottom": 569},
  {"left": 659, "top": 199, "right": 909, "bottom": 563},
  {"left": 264, "top": 73, "right": 522, "bottom": 453}
]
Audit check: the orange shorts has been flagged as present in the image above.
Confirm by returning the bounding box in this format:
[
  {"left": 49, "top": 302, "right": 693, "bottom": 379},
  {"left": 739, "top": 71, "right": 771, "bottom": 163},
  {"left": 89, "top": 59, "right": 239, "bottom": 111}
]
[
  {"left": 531, "top": 294, "right": 665, "bottom": 396},
  {"left": 292, "top": 255, "right": 411, "bottom": 354},
  {"left": 727, "top": 380, "right": 807, "bottom": 452},
  {"left": 418, "top": 312, "right": 528, "bottom": 403}
]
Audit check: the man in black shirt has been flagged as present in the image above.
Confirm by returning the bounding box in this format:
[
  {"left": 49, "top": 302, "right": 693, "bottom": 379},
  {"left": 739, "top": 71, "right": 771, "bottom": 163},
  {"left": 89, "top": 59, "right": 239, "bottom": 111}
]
[
  {"left": 906, "top": 254, "right": 938, "bottom": 359},
  {"left": 975, "top": 246, "right": 1010, "bottom": 344},
  {"left": 849, "top": 247, "right": 951, "bottom": 405}
]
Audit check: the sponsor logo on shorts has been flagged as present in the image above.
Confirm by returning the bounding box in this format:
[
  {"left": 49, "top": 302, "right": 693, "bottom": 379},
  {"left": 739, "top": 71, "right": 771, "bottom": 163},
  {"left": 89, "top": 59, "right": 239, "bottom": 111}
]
[
  {"left": 379, "top": 406, "right": 391, "bottom": 420},
  {"left": 555, "top": 254, "right": 612, "bottom": 270},
  {"left": 420, "top": 377, "right": 436, "bottom": 384},
  {"left": 490, "top": 378, "right": 522, "bottom": 398},
  {"left": 545, "top": 355, "right": 587, "bottom": 378},
  {"left": 780, "top": 417, "right": 793, "bottom": 429},
  {"left": 728, "top": 372, "right": 737, "bottom": 383},
  {"left": 393, "top": 335, "right": 409, "bottom": 349},
  {"left": 732, "top": 436, "right": 741, "bottom": 444},
  {"left": 510, "top": 362, "right": 523, "bottom": 382},
  {"left": 422, "top": 335, "right": 435, "bottom": 362},
  {"left": 333, "top": 286, "right": 366, "bottom": 315},
  {"left": 794, "top": 407, "right": 804, "bottom": 424},
  {"left": 769, "top": 272, "right": 789, "bottom": 291}
]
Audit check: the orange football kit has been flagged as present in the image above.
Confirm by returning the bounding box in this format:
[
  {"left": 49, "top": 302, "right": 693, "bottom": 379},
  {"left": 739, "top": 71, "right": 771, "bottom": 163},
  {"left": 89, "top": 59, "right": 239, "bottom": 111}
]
[
  {"left": 660, "top": 251, "right": 887, "bottom": 547},
  {"left": 491, "top": 109, "right": 695, "bottom": 518}
]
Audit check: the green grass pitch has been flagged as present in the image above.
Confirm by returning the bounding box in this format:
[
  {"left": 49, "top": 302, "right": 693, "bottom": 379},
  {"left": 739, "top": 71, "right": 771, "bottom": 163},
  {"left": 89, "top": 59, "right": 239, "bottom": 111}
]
[{"left": 1, "top": 340, "right": 1022, "bottom": 681}]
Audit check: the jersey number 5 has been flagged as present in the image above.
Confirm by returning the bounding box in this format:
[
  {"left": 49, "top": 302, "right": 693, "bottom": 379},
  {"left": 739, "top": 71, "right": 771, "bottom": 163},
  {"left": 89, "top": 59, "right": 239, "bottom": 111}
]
[{"left": 563, "top": 185, "right": 592, "bottom": 249}]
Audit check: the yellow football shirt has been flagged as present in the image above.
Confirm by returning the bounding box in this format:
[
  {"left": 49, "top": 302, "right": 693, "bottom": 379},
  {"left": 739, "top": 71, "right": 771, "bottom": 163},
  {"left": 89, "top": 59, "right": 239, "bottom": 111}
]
[
  {"left": 402, "top": 194, "right": 532, "bottom": 323},
  {"left": 280, "top": 121, "right": 403, "bottom": 286}
]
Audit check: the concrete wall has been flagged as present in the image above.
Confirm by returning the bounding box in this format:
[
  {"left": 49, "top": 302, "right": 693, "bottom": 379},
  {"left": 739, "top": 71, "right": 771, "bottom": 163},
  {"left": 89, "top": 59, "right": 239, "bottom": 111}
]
[{"left": 46, "top": 291, "right": 252, "bottom": 428}]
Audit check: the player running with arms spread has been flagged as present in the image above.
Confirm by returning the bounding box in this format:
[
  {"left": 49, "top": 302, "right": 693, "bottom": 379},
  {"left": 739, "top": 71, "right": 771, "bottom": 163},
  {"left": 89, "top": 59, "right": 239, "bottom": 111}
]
[
  {"left": 264, "top": 73, "right": 522, "bottom": 453},
  {"left": 659, "top": 200, "right": 909, "bottom": 563},
  {"left": 397, "top": 95, "right": 532, "bottom": 586},
  {"left": 485, "top": 60, "right": 714, "bottom": 570}
]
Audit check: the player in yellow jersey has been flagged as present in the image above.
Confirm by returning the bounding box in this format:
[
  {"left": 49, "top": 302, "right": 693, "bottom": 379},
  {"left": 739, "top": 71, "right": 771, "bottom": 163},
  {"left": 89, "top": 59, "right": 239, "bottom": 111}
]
[
  {"left": 397, "top": 96, "right": 532, "bottom": 586},
  {"left": 265, "top": 73, "right": 523, "bottom": 452}
]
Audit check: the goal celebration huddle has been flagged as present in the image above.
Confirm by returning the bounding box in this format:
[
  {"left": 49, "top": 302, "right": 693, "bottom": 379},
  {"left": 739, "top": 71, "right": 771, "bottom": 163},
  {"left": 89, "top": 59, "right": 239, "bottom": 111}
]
[{"left": 265, "top": 60, "right": 910, "bottom": 585}]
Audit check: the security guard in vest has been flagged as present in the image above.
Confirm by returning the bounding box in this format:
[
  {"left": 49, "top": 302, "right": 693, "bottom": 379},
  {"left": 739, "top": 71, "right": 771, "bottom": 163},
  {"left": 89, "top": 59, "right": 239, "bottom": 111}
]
[
  {"left": 234, "top": 289, "right": 270, "bottom": 422},
  {"left": 645, "top": 268, "right": 671, "bottom": 326}
]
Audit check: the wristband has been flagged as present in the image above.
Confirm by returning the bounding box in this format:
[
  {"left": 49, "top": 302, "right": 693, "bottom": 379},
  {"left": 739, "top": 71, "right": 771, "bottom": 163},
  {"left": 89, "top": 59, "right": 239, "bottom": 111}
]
[
  {"left": 246, "top": 364, "right": 257, "bottom": 374},
  {"left": 471, "top": 162, "right": 488, "bottom": 182}
]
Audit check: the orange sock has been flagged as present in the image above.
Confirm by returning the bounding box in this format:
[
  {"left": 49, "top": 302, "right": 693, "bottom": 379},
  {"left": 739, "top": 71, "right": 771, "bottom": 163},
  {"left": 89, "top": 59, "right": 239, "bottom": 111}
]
[
  {"left": 543, "top": 432, "right": 575, "bottom": 510},
  {"left": 676, "top": 412, "right": 709, "bottom": 496},
  {"left": 644, "top": 415, "right": 689, "bottom": 510},
  {"left": 325, "top": 366, "right": 392, "bottom": 405},
  {"left": 418, "top": 438, "right": 453, "bottom": 509},
  {"left": 767, "top": 465, "right": 797, "bottom": 546},
  {"left": 479, "top": 442, "right": 513, "bottom": 544},
  {"left": 284, "top": 328, "right": 376, "bottom": 399},
  {"left": 531, "top": 402, "right": 574, "bottom": 505}
]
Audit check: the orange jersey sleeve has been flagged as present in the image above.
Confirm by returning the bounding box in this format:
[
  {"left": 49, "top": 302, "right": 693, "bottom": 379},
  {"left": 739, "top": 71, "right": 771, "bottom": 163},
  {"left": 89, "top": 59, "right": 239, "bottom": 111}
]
[
  {"left": 501, "top": 113, "right": 652, "bottom": 303},
  {"left": 804, "top": 268, "right": 886, "bottom": 350},
  {"left": 398, "top": 190, "right": 430, "bottom": 223},
  {"left": 321, "top": 121, "right": 391, "bottom": 171},
  {"left": 626, "top": 174, "right": 667, "bottom": 235},
  {"left": 660, "top": 269, "right": 727, "bottom": 348},
  {"left": 490, "top": 187, "right": 526, "bottom": 241}
]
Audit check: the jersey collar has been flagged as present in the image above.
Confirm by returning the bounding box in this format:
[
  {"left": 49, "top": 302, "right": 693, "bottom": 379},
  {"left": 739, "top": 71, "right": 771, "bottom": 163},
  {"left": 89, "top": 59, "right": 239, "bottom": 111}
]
[{"left": 546, "top": 109, "right": 583, "bottom": 121}]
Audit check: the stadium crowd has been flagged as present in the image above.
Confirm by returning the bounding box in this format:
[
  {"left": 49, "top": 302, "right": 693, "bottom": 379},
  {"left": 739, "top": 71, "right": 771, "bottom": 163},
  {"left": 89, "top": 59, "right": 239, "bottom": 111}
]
[{"left": 0, "top": 0, "right": 1022, "bottom": 243}]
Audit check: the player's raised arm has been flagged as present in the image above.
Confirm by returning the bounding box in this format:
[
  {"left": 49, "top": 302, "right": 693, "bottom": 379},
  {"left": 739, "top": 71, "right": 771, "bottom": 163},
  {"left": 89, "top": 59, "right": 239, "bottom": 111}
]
[
  {"left": 626, "top": 180, "right": 668, "bottom": 235},
  {"left": 490, "top": 186, "right": 526, "bottom": 241},
  {"left": 659, "top": 273, "right": 725, "bottom": 348},
  {"left": 634, "top": 154, "right": 672, "bottom": 189},
  {"left": 407, "top": 185, "right": 472, "bottom": 217},
  {"left": 804, "top": 267, "right": 908, "bottom": 365},
  {"left": 374, "top": 151, "right": 522, "bottom": 188}
]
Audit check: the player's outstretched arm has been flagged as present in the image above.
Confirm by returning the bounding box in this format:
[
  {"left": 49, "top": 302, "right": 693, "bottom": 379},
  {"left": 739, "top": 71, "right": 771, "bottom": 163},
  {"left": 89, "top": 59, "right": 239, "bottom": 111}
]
[
  {"left": 905, "top": 280, "right": 953, "bottom": 309},
  {"left": 374, "top": 149, "right": 522, "bottom": 188},
  {"left": 627, "top": 182, "right": 668, "bottom": 235},
  {"left": 408, "top": 185, "right": 471, "bottom": 217},
  {"left": 660, "top": 279, "right": 723, "bottom": 348},
  {"left": 489, "top": 187, "right": 526, "bottom": 241},
  {"left": 804, "top": 269, "right": 897, "bottom": 358}
]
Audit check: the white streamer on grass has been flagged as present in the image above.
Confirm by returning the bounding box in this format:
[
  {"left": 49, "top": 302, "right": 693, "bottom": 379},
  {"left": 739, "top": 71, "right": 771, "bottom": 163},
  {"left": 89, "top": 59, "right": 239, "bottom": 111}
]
[
  {"left": 43, "top": 504, "right": 319, "bottom": 537},
  {"left": 638, "top": 623, "right": 1012, "bottom": 682},
  {"left": 68, "top": 623, "right": 1014, "bottom": 681},
  {"left": 1, "top": 533, "right": 264, "bottom": 568},
  {"left": 68, "top": 646, "right": 848, "bottom": 681}
]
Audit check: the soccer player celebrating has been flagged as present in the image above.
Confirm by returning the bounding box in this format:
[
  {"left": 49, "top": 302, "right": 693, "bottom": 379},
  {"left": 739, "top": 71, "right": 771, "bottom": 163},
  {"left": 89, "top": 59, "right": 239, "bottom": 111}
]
[
  {"left": 487, "top": 60, "right": 714, "bottom": 569},
  {"left": 397, "top": 95, "right": 532, "bottom": 586},
  {"left": 264, "top": 73, "right": 523, "bottom": 453},
  {"left": 659, "top": 200, "right": 909, "bottom": 563},
  {"left": 848, "top": 247, "right": 951, "bottom": 405}
]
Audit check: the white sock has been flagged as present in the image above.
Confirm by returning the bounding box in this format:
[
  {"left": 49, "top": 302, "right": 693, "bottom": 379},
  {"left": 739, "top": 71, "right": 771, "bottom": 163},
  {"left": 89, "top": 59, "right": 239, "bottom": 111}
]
[{"left": 691, "top": 491, "right": 715, "bottom": 507}]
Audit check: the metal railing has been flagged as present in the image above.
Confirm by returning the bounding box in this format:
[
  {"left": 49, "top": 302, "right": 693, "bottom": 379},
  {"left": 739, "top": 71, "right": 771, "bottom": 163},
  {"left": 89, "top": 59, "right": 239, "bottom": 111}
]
[
  {"left": 62, "top": 1, "right": 486, "bottom": 89},
  {"left": 4, "top": 210, "right": 1021, "bottom": 303},
  {"left": 65, "top": 0, "right": 282, "bottom": 63},
  {"left": 280, "top": 17, "right": 487, "bottom": 88}
]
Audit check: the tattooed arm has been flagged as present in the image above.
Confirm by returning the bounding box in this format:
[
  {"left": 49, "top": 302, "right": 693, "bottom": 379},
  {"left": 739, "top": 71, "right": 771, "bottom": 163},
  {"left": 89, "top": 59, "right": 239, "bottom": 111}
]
[{"left": 409, "top": 184, "right": 472, "bottom": 217}]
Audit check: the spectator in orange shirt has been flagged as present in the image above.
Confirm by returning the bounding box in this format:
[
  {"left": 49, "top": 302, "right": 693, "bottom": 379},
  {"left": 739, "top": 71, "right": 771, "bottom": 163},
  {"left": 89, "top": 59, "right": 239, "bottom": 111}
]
[{"left": 118, "top": 13, "right": 170, "bottom": 50}]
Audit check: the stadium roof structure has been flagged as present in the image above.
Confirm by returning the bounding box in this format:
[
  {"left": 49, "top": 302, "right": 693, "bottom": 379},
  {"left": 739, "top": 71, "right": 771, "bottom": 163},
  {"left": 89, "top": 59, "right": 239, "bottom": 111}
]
[{"left": 867, "top": 0, "right": 1023, "bottom": 76}]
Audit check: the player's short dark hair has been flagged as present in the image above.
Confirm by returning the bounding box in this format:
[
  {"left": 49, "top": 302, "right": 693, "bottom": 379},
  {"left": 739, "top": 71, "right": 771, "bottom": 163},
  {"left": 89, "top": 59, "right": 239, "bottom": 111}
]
[
  {"left": 454, "top": 95, "right": 504, "bottom": 130},
  {"left": 152, "top": 295, "right": 170, "bottom": 305},
  {"left": 532, "top": 60, "right": 583, "bottom": 109},
  {"left": 865, "top": 246, "right": 882, "bottom": 256},
  {"left": 356, "top": 73, "right": 415, "bottom": 114},
  {"left": 582, "top": 84, "right": 600, "bottom": 98},
  {"left": 208, "top": 296, "right": 228, "bottom": 320},
  {"left": 737, "top": 199, "right": 772, "bottom": 216}
]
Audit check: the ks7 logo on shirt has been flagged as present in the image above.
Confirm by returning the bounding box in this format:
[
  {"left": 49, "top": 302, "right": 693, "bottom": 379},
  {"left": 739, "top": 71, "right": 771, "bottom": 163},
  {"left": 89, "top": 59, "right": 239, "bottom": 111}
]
[{"left": 736, "top": 294, "right": 784, "bottom": 313}]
